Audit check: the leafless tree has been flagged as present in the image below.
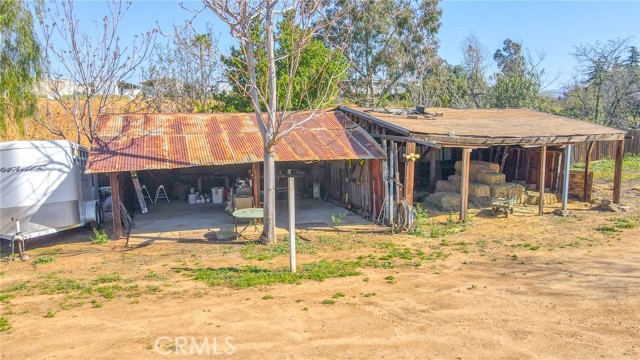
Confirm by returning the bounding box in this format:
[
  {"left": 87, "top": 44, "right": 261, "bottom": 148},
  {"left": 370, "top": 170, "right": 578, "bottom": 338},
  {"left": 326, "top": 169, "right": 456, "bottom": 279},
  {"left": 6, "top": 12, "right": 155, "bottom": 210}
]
[
  {"left": 460, "top": 33, "right": 489, "bottom": 108},
  {"left": 35, "top": 0, "right": 155, "bottom": 144},
  {"left": 570, "top": 38, "right": 633, "bottom": 125},
  {"left": 141, "top": 24, "right": 224, "bottom": 113},
  {"left": 201, "top": 0, "right": 350, "bottom": 244}
]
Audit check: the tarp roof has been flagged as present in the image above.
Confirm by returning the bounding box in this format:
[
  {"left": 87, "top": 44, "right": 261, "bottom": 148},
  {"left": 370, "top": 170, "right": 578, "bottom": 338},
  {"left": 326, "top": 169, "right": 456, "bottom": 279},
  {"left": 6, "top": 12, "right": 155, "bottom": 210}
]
[
  {"left": 340, "top": 106, "right": 626, "bottom": 147},
  {"left": 86, "top": 111, "right": 385, "bottom": 173}
]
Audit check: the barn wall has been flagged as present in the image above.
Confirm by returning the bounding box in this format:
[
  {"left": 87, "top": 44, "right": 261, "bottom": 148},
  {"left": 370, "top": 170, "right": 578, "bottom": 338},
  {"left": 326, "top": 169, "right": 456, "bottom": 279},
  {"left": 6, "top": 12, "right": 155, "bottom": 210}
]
[{"left": 324, "top": 159, "right": 380, "bottom": 219}]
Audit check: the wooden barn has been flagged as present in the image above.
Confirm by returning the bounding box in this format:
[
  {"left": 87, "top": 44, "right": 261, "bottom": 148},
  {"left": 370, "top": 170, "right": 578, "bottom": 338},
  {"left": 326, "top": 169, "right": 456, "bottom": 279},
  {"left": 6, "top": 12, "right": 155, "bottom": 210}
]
[{"left": 338, "top": 106, "right": 626, "bottom": 223}]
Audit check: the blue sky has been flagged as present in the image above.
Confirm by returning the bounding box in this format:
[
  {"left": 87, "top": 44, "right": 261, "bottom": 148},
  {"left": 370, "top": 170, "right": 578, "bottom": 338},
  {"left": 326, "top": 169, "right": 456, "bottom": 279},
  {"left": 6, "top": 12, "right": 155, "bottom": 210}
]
[{"left": 49, "top": 0, "right": 640, "bottom": 90}]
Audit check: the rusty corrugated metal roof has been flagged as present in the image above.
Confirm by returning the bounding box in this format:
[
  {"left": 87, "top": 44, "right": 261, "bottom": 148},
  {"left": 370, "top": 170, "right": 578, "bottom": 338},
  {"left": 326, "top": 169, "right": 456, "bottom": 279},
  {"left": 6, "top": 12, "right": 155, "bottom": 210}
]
[{"left": 86, "top": 111, "right": 385, "bottom": 173}]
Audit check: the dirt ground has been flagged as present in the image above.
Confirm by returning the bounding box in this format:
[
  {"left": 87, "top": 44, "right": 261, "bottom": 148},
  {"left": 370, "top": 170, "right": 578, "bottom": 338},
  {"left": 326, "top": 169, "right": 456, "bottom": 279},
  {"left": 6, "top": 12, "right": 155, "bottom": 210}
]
[{"left": 1, "top": 181, "right": 639, "bottom": 359}]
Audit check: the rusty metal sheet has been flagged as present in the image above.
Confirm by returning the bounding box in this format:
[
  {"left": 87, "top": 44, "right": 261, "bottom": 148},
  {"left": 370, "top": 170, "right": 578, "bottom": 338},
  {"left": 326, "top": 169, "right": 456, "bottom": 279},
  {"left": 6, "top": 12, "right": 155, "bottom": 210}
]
[{"left": 86, "top": 111, "right": 386, "bottom": 173}]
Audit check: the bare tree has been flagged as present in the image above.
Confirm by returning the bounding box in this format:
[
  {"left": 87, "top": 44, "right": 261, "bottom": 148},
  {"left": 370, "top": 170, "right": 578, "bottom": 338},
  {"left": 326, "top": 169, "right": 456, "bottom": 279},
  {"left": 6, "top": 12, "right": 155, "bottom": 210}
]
[
  {"left": 201, "top": 0, "right": 350, "bottom": 244},
  {"left": 142, "top": 24, "right": 224, "bottom": 112},
  {"left": 460, "top": 33, "right": 489, "bottom": 108},
  {"left": 35, "top": 0, "right": 155, "bottom": 144},
  {"left": 571, "top": 38, "right": 632, "bottom": 125}
]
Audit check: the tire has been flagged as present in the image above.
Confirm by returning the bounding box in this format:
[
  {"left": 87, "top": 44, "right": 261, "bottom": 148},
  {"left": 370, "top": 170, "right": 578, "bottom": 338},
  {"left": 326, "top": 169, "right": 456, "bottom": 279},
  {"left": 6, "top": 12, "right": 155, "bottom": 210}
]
[
  {"left": 94, "top": 203, "right": 104, "bottom": 229},
  {"left": 86, "top": 203, "right": 104, "bottom": 230}
]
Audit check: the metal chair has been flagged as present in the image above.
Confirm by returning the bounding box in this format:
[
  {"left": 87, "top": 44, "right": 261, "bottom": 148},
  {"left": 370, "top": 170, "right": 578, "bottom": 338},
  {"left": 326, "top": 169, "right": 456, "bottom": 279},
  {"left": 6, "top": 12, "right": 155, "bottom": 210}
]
[
  {"left": 233, "top": 195, "right": 253, "bottom": 211},
  {"left": 154, "top": 185, "right": 170, "bottom": 204}
]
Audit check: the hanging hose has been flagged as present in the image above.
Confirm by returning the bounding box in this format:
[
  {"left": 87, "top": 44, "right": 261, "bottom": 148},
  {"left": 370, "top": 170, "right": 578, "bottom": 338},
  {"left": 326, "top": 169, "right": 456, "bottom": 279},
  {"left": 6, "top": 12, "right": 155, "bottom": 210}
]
[{"left": 394, "top": 200, "right": 415, "bottom": 232}]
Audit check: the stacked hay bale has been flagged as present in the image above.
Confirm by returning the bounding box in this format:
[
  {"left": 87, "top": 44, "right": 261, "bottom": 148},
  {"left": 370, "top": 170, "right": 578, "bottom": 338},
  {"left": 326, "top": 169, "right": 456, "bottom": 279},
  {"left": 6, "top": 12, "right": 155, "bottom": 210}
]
[
  {"left": 425, "top": 159, "right": 558, "bottom": 211},
  {"left": 427, "top": 161, "right": 498, "bottom": 211},
  {"left": 426, "top": 192, "right": 461, "bottom": 212},
  {"left": 490, "top": 182, "right": 526, "bottom": 204},
  {"left": 525, "top": 193, "right": 559, "bottom": 206}
]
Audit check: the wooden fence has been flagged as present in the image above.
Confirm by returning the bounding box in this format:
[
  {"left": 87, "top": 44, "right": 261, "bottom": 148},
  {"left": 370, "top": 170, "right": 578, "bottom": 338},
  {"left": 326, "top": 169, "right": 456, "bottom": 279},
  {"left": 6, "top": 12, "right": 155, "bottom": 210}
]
[{"left": 570, "top": 129, "right": 640, "bottom": 163}]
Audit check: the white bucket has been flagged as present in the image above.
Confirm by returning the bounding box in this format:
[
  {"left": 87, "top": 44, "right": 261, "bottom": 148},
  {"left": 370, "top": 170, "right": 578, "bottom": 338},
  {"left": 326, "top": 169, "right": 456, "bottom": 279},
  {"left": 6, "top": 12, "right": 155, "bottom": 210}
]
[{"left": 188, "top": 193, "right": 197, "bottom": 204}]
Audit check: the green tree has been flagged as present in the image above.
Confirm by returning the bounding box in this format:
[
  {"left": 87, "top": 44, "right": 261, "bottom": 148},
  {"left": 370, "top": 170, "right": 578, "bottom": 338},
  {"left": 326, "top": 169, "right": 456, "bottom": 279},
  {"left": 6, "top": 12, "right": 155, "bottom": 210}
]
[
  {"left": 329, "top": 0, "right": 442, "bottom": 107},
  {"left": 490, "top": 39, "right": 543, "bottom": 109},
  {"left": 221, "top": 12, "right": 348, "bottom": 112},
  {"left": 0, "top": 0, "right": 41, "bottom": 136}
]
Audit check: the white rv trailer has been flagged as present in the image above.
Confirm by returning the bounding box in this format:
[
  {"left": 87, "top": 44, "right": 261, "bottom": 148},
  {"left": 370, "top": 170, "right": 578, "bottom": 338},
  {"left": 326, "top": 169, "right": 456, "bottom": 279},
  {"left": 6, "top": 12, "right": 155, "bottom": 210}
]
[{"left": 0, "top": 140, "right": 102, "bottom": 242}]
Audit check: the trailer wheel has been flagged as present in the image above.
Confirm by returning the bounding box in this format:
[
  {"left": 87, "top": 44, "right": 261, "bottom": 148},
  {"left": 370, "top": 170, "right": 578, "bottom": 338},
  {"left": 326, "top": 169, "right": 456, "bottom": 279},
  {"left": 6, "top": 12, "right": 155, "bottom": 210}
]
[
  {"left": 95, "top": 203, "right": 104, "bottom": 229},
  {"left": 87, "top": 203, "right": 104, "bottom": 230}
]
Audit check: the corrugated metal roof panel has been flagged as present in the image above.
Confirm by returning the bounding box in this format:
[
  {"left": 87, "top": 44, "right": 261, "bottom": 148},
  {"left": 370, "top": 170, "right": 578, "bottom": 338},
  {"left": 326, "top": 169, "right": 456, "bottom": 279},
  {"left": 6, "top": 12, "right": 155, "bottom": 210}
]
[{"left": 86, "top": 111, "right": 386, "bottom": 173}]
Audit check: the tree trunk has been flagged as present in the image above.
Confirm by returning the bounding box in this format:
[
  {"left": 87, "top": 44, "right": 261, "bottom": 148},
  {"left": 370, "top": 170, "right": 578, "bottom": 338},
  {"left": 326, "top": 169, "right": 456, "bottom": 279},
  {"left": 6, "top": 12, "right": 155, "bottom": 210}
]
[
  {"left": 262, "top": 148, "right": 277, "bottom": 245},
  {"left": 262, "top": 2, "right": 278, "bottom": 246}
]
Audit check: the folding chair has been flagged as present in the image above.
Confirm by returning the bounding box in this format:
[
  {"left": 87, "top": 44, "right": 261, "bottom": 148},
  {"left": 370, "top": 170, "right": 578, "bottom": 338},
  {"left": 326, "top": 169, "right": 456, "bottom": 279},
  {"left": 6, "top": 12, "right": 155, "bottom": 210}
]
[
  {"left": 154, "top": 185, "right": 170, "bottom": 204},
  {"left": 141, "top": 184, "right": 154, "bottom": 204}
]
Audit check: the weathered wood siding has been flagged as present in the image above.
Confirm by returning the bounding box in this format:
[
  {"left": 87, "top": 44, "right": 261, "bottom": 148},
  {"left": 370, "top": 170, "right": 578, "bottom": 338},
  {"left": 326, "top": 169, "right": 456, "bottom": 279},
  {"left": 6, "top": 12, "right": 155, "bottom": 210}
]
[
  {"left": 571, "top": 129, "right": 640, "bottom": 163},
  {"left": 325, "top": 160, "right": 377, "bottom": 218}
]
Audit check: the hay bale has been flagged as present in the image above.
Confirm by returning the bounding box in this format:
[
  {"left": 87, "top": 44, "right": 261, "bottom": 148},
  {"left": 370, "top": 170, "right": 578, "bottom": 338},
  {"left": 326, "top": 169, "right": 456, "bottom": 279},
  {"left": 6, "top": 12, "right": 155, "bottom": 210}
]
[
  {"left": 525, "top": 193, "right": 559, "bottom": 205},
  {"left": 435, "top": 180, "right": 457, "bottom": 193},
  {"left": 448, "top": 175, "right": 461, "bottom": 188},
  {"left": 426, "top": 192, "right": 461, "bottom": 212},
  {"left": 469, "top": 182, "right": 491, "bottom": 198},
  {"left": 454, "top": 160, "right": 500, "bottom": 174},
  {"left": 476, "top": 170, "right": 506, "bottom": 185},
  {"left": 490, "top": 182, "right": 525, "bottom": 199},
  {"left": 471, "top": 196, "right": 492, "bottom": 207}
]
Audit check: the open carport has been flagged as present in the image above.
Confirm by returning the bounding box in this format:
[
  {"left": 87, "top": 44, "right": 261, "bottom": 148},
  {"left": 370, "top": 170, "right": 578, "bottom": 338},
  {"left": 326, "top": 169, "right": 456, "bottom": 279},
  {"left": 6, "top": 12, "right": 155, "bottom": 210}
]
[{"left": 85, "top": 110, "right": 385, "bottom": 241}]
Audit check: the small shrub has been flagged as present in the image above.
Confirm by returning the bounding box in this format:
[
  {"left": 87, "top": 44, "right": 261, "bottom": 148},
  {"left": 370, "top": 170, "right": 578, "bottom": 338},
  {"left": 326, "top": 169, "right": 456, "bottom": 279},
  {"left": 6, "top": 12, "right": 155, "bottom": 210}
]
[
  {"left": 262, "top": 295, "right": 273, "bottom": 300},
  {"left": 384, "top": 275, "right": 396, "bottom": 284},
  {"left": 321, "top": 299, "right": 335, "bottom": 305},
  {"left": 146, "top": 285, "right": 162, "bottom": 294},
  {"left": 362, "top": 292, "right": 376, "bottom": 297},
  {"left": 332, "top": 292, "right": 345, "bottom": 298},
  {"left": 90, "top": 229, "right": 109, "bottom": 245},
  {"left": 0, "top": 317, "right": 10, "bottom": 331},
  {"left": 95, "top": 285, "right": 122, "bottom": 300},
  {"left": 91, "top": 300, "right": 103, "bottom": 308},
  {"left": 143, "top": 271, "right": 167, "bottom": 281},
  {"left": 44, "top": 310, "right": 56, "bottom": 318},
  {"left": 331, "top": 211, "right": 347, "bottom": 226},
  {"left": 32, "top": 256, "right": 55, "bottom": 264},
  {"left": 93, "top": 273, "right": 120, "bottom": 284}
]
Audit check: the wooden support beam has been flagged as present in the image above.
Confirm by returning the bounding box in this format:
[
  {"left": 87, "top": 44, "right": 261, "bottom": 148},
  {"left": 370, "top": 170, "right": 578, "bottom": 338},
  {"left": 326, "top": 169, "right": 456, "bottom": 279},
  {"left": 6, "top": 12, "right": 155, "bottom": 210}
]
[
  {"left": 583, "top": 141, "right": 595, "bottom": 202},
  {"left": 252, "top": 162, "right": 261, "bottom": 208},
  {"left": 460, "top": 148, "right": 472, "bottom": 222},
  {"left": 392, "top": 142, "right": 401, "bottom": 202},
  {"left": 404, "top": 142, "right": 416, "bottom": 206},
  {"left": 429, "top": 148, "right": 437, "bottom": 189},
  {"left": 109, "top": 173, "right": 122, "bottom": 238},
  {"left": 539, "top": 145, "right": 547, "bottom": 216},
  {"left": 371, "top": 134, "right": 441, "bottom": 148},
  {"left": 613, "top": 139, "right": 624, "bottom": 204}
]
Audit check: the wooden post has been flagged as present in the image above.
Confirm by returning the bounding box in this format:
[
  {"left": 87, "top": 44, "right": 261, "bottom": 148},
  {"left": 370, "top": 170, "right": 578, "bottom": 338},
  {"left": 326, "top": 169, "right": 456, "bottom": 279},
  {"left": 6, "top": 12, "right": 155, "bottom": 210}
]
[
  {"left": 388, "top": 141, "right": 395, "bottom": 228},
  {"left": 613, "top": 139, "right": 624, "bottom": 204},
  {"left": 404, "top": 142, "right": 416, "bottom": 205},
  {"left": 429, "top": 148, "right": 437, "bottom": 189},
  {"left": 460, "top": 148, "right": 472, "bottom": 222},
  {"left": 539, "top": 145, "right": 547, "bottom": 216},
  {"left": 109, "top": 173, "right": 122, "bottom": 238},
  {"left": 583, "top": 142, "right": 595, "bottom": 202},
  {"left": 382, "top": 140, "right": 389, "bottom": 224},
  {"left": 370, "top": 159, "right": 383, "bottom": 220},
  {"left": 393, "top": 142, "right": 400, "bottom": 201},
  {"left": 562, "top": 144, "right": 572, "bottom": 212},
  {"left": 252, "top": 162, "right": 261, "bottom": 207},
  {"left": 288, "top": 177, "right": 296, "bottom": 273}
]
